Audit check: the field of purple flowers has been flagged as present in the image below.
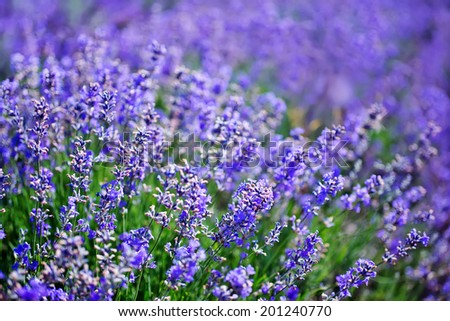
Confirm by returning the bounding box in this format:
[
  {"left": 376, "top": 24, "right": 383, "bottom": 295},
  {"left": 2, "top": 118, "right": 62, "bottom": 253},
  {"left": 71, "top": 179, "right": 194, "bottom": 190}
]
[{"left": 0, "top": 0, "right": 449, "bottom": 301}]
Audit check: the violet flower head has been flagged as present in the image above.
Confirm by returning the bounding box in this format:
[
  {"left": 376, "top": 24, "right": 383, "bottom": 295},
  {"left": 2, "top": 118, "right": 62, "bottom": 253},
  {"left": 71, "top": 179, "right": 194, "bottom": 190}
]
[
  {"left": 16, "top": 278, "right": 49, "bottom": 301},
  {"left": 147, "top": 40, "right": 167, "bottom": 73},
  {"left": 0, "top": 0, "right": 447, "bottom": 301},
  {"left": 265, "top": 221, "right": 287, "bottom": 246},
  {"left": 364, "top": 175, "right": 384, "bottom": 194},
  {"left": 98, "top": 90, "right": 117, "bottom": 124},
  {"left": 94, "top": 180, "right": 123, "bottom": 231},
  {"left": 13, "top": 240, "right": 36, "bottom": 271},
  {"left": 213, "top": 265, "right": 255, "bottom": 300},
  {"left": 68, "top": 137, "right": 93, "bottom": 192},
  {"left": 336, "top": 259, "right": 377, "bottom": 300},
  {"left": 284, "top": 231, "right": 322, "bottom": 279},
  {"left": 214, "top": 179, "right": 274, "bottom": 247},
  {"left": 27, "top": 97, "right": 50, "bottom": 159},
  {"left": 145, "top": 205, "right": 170, "bottom": 228},
  {"left": 30, "top": 208, "right": 51, "bottom": 237},
  {"left": 314, "top": 171, "right": 345, "bottom": 205},
  {"left": 59, "top": 196, "right": 79, "bottom": 233},
  {"left": 29, "top": 167, "right": 53, "bottom": 205},
  {"left": 286, "top": 285, "right": 299, "bottom": 301},
  {"left": 166, "top": 240, "right": 206, "bottom": 288},
  {"left": 119, "top": 228, "right": 154, "bottom": 270},
  {"left": 224, "top": 265, "right": 255, "bottom": 298},
  {"left": 383, "top": 229, "right": 430, "bottom": 264}
]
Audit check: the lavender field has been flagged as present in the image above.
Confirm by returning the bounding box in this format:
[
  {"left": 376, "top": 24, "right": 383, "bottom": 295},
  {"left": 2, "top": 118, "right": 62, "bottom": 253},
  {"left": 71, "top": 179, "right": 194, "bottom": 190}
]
[{"left": 0, "top": 0, "right": 449, "bottom": 301}]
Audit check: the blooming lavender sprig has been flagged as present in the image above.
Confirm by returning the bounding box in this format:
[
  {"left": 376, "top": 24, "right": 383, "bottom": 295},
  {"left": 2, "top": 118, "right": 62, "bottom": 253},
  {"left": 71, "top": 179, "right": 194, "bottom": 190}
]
[
  {"left": 40, "top": 56, "right": 62, "bottom": 101},
  {"left": 284, "top": 232, "right": 322, "bottom": 277},
  {"left": 269, "top": 231, "right": 323, "bottom": 299},
  {"left": 15, "top": 278, "right": 50, "bottom": 301},
  {"left": 147, "top": 40, "right": 167, "bottom": 74},
  {"left": 98, "top": 90, "right": 117, "bottom": 124},
  {"left": 12, "top": 229, "right": 37, "bottom": 271},
  {"left": 383, "top": 229, "right": 430, "bottom": 265},
  {"left": 212, "top": 265, "right": 255, "bottom": 300},
  {"left": 174, "top": 164, "right": 212, "bottom": 239},
  {"left": 331, "top": 259, "right": 377, "bottom": 300},
  {"left": 72, "top": 82, "right": 100, "bottom": 133},
  {"left": 314, "top": 170, "right": 345, "bottom": 205},
  {"left": 94, "top": 180, "right": 123, "bottom": 232},
  {"left": 68, "top": 137, "right": 93, "bottom": 193},
  {"left": 166, "top": 240, "right": 205, "bottom": 288},
  {"left": 214, "top": 179, "right": 274, "bottom": 247},
  {"left": 341, "top": 175, "right": 384, "bottom": 212},
  {"left": 59, "top": 196, "right": 79, "bottom": 233},
  {"left": 30, "top": 208, "right": 51, "bottom": 237},
  {"left": 265, "top": 221, "right": 287, "bottom": 246},
  {"left": 0, "top": 169, "right": 8, "bottom": 240},
  {"left": 29, "top": 168, "right": 53, "bottom": 205},
  {"left": 145, "top": 205, "right": 170, "bottom": 228},
  {"left": 94, "top": 231, "right": 129, "bottom": 300},
  {"left": 27, "top": 97, "right": 50, "bottom": 159},
  {"left": 119, "top": 228, "right": 155, "bottom": 270}
]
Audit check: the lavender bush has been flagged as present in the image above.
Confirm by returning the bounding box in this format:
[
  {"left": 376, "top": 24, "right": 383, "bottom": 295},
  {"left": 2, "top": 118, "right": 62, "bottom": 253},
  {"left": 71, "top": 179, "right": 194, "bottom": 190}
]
[{"left": 0, "top": 0, "right": 449, "bottom": 301}]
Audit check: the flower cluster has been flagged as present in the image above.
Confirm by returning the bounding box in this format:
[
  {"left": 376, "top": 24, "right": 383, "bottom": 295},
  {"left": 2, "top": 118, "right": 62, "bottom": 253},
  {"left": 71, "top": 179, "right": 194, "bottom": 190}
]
[
  {"left": 332, "top": 259, "right": 377, "bottom": 300},
  {"left": 166, "top": 240, "right": 205, "bottom": 288},
  {"left": 214, "top": 179, "right": 274, "bottom": 248},
  {"left": 212, "top": 265, "right": 255, "bottom": 300}
]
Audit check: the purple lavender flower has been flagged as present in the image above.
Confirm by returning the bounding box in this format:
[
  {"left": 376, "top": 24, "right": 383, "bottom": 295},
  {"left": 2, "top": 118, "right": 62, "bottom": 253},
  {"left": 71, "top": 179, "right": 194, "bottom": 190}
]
[
  {"left": 284, "top": 232, "right": 322, "bottom": 279},
  {"left": 214, "top": 179, "right": 274, "bottom": 247},
  {"left": 30, "top": 208, "right": 51, "bottom": 237},
  {"left": 225, "top": 265, "right": 255, "bottom": 298},
  {"left": 335, "top": 259, "right": 377, "bottom": 300},
  {"left": 364, "top": 175, "right": 384, "bottom": 194},
  {"left": 27, "top": 97, "right": 50, "bottom": 159},
  {"left": 48, "top": 288, "right": 69, "bottom": 301},
  {"left": 0, "top": 0, "right": 447, "bottom": 301},
  {"left": 68, "top": 137, "right": 93, "bottom": 192},
  {"left": 29, "top": 167, "right": 53, "bottom": 205},
  {"left": 213, "top": 265, "right": 255, "bottom": 300},
  {"left": 119, "top": 228, "right": 154, "bottom": 269},
  {"left": 400, "top": 229, "right": 430, "bottom": 253},
  {"left": 40, "top": 57, "right": 62, "bottom": 100},
  {"left": 98, "top": 90, "right": 117, "bottom": 124},
  {"left": 35, "top": 235, "right": 98, "bottom": 300},
  {"left": 166, "top": 240, "right": 205, "bottom": 287},
  {"left": 414, "top": 209, "right": 435, "bottom": 223},
  {"left": 16, "top": 278, "right": 49, "bottom": 301},
  {"left": 265, "top": 221, "right": 287, "bottom": 246},
  {"left": 314, "top": 171, "right": 345, "bottom": 205},
  {"left": 94, "top": 231, "right": 130, "bottom": 300},
  {"left": 383, "top": 229, "right": 430, "bottom": 264},
  {"left": 59, "top": 196, "right": 79, "bottom": 233},
  {"left": 212, "top": 285, "right": 238, "bottom": 301},
  {"left": 94, "top": 180, "right": 123, "bottom": 231},
  {"left": 145, "top": 205, "right": 170, "bottom": 228},
  {"left": 286, "top": 286, "right": 299, "bottom": 301},
  {"left": 13, "top": 240, "right": 36, "bottom": 271},
  {"left": 147, "top": 40, "right": 167, "bottom": 73}
]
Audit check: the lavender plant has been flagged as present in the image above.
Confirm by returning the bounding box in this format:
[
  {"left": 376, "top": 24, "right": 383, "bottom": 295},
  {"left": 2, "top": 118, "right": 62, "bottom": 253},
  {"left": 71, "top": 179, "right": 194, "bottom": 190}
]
[{"left": 0, "top": 0, "right": 448, "bottom": 301}]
